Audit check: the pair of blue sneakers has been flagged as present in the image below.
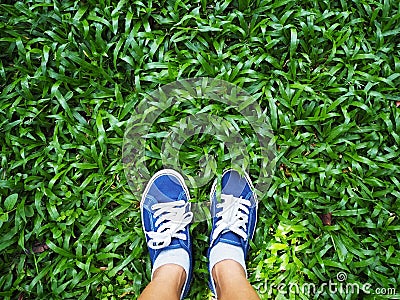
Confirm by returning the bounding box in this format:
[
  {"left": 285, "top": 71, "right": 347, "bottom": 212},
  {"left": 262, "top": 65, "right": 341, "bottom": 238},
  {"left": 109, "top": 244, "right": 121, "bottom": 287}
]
[{"left": 140, "top": 169, "right": 258, "bottom": 299}]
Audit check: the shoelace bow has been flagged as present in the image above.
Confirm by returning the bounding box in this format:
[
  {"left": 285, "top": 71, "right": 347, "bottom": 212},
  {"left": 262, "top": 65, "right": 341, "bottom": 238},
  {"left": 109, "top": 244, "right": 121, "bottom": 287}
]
[
  {"left": 146, "top": 200, "right": 193, "bottom": 250},
  {"left": 212, "top": 194, "right": 251, "bottom": 241}
]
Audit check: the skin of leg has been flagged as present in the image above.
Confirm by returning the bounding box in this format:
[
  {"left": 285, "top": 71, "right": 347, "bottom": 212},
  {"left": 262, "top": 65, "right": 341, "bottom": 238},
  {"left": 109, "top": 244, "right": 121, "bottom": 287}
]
[
  {"left": 138, "top": 264, "right": 186, "bottom": 300},
  {"left": 212, "top": 259, "right": 260, "bottom": 300}
]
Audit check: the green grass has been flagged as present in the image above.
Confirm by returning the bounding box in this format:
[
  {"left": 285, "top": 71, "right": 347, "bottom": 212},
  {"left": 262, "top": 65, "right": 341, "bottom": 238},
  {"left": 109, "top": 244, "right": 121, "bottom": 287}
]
[{"left": 1, "top": 0, "right": 400, "bottom": 299}]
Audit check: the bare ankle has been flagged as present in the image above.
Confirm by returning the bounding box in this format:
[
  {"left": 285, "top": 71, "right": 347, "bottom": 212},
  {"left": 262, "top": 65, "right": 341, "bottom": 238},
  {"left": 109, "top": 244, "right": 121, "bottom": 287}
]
[
  {"left": 153, "top": 264, "right": 187, "bottom": 293},
  {"left": 212, "top": 260, "right": 246, "bottom": 293}
]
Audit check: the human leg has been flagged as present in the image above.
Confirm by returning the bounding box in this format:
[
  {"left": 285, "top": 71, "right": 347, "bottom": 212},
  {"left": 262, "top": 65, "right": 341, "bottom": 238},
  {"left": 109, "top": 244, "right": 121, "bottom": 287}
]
[
  {"left": 211, "top": 259, "right": 260, "bottom": 300},
  {"left": 138, "top": 264, "right": 186, "bottom": 300}
]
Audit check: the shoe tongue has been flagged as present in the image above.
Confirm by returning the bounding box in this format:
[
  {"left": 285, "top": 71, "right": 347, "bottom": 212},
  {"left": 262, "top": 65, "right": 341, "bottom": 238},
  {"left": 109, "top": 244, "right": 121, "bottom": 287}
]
[
  {"left": 220, "top": 230, "right": 243, "bottom": 246},
  {"left": 167, "top": 238, "right": 181, "bottom": 248},
  {"left": 162, "top": 232, "right": 183, "bottom": 249}
]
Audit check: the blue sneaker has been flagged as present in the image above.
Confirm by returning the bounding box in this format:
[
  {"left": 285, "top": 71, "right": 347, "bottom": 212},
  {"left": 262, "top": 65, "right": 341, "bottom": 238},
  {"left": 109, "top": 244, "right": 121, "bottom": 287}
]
[
  {"left": 140, "top": 169, "right": 193, "bottom": 299},
  {"left": 207, "top": 169, "right": 258, "bottom": 296}
]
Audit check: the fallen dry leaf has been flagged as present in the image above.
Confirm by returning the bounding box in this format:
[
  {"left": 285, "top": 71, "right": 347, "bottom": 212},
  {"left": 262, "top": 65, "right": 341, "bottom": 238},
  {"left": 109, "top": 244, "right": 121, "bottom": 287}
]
[
  {"left": 320, "top": 213, "right": 332, "bottom": 226},
  {"left": 32, "top": 242, "right": 49, "bottom": 253}
]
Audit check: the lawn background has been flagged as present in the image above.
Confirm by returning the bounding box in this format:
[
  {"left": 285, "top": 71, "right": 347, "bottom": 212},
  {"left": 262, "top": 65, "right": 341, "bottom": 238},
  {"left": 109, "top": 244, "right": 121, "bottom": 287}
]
[{"left": 1, "top": 0, "right": 400, "bottom": 299}]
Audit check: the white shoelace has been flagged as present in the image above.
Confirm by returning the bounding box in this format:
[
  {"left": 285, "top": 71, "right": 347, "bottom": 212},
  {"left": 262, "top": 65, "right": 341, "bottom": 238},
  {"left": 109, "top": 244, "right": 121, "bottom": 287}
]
[
  {"left": 146, "top": 200, "right": 193, "bottom": 250},
  {"left": 212, "top": 194, "right": 252, "bottom": 242}
]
